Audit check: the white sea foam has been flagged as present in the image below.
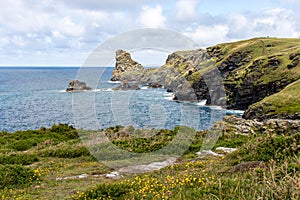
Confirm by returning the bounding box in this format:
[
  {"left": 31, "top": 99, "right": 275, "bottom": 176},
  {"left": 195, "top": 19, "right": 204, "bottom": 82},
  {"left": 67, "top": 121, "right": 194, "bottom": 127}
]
[
  {"left": 164, "top": 93, "right": 175, "bottom": 100},
  {"left": 101, "top": 88, "right": 113, "bottom": 92},
  {"left": 107, "top": 81, "right": 121, "bottom": 84},
  {"left": 163, "top": 92, "right": 174, "bottom": 96},
  {"left": 209, "top": 106, "right": 223, "bottom": 110},
  {"left": 196, "top": 100, "right": 207, "bottom": 106}
]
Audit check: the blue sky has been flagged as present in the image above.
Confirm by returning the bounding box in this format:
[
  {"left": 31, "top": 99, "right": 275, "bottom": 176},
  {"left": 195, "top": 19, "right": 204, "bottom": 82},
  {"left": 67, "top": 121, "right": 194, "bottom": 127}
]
[{"left": 0, "top": 0, "right": 299, "bottom": 66}]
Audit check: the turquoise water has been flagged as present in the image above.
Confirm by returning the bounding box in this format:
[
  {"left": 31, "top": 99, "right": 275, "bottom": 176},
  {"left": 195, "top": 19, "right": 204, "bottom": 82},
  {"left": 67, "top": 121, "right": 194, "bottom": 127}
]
[{"left": 0, "top": 67, "right": 242, "bottom": 132}]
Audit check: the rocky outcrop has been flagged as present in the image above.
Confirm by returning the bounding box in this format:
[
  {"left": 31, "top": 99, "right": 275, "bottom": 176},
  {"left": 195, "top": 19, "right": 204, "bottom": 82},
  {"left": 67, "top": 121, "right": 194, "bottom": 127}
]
[
  {"left": 66, "top": 80, "right": 92, "bottom": 92},
  {"left": 287, "top": 52, "right": 300, "bottom": 69},
  {"left": 219, "top": 115, "right": 300, "bottom": 135},
  {"left": 111, "top": 49, "right": 144, "bottom": 81}
]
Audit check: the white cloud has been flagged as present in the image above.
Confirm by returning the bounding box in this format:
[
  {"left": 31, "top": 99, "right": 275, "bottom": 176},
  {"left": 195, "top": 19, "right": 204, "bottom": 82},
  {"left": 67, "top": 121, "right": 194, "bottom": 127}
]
[
  {"left": 11, "top": 35, "right": 26, "bottom": 47},
  {"left": 183, "top": 25, "right": 229, "bottom": 47},
  {"left": 175, "top": 0, "right": 200, "bottom": 21},
  {"left": 137, "top": 5, "right": 166, "bottom": 28},
  {"left": 56, "top": 17, "right": 85, "bottom": 37},
  {"left": 252, "top": 8, "right": 299, "bottom": 37},
  {"left": 226, "top": 13, "right": 249, "bottom": 38},
  {"left": 0, "top": 0, "right": 299, "bottom": 66}
]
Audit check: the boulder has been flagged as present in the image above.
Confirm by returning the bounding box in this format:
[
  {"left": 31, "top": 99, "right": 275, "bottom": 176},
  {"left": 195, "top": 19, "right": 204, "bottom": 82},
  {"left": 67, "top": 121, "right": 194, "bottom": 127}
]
[{"left": 66, "top": 80, "right": 92, "bottom": 92}]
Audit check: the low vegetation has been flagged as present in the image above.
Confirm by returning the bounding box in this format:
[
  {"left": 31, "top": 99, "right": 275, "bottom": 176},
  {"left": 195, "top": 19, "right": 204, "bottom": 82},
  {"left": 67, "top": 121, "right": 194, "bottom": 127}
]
[{"left": 0, "top": 122, "right": 298, "bottom": 199}]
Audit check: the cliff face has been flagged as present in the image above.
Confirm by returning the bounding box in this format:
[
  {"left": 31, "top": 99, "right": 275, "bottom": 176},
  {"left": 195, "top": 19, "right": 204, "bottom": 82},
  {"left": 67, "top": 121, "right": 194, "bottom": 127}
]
[
  {"left": 243, "top": 79, "right": 300, "bottom": 121},
  {"left": 111, "top": 49, "right": 144, "bottom": 81}
]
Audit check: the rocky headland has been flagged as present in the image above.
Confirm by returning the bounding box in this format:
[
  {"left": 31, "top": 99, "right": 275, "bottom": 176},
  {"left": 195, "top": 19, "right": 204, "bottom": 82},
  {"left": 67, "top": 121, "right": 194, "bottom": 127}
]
[{"left": 112, "top": 37, "right": 300, "bottom": 121}]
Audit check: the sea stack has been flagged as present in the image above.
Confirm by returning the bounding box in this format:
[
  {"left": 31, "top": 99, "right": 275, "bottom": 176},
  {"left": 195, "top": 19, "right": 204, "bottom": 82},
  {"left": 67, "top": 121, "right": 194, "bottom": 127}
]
[{"left": 111, "top": 49, "right": 144, "bottom": 81}]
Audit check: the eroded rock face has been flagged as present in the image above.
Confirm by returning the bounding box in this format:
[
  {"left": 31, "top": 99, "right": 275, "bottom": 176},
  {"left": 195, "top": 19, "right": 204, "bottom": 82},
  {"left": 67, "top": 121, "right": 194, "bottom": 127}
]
[
  {"left": 66, "top": 80, "right": 92, "bottom": 92},
  {"left": 111, "top": 49, "right": 144, "bottom": 81},
  {"left": 143, "top": 49, "right": 212, "bottom": 102}
]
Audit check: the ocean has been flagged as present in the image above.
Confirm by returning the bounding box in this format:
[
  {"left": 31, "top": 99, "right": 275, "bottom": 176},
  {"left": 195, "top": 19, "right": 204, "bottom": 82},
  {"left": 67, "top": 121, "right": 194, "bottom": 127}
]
[{"left": 0, "top": 67, "right": 243, "bottom": 132}]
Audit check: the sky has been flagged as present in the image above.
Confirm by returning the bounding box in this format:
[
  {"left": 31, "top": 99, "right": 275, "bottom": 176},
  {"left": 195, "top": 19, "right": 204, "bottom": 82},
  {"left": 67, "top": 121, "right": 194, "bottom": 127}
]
[{"left": 0, "top": 0, "right": 300, "bottom": 66}]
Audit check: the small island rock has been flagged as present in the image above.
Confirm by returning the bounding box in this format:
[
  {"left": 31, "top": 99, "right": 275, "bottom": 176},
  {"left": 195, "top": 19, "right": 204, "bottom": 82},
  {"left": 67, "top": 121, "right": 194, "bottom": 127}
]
[{"left": 66, "top": 80, "right": 92, "bottom": 92}]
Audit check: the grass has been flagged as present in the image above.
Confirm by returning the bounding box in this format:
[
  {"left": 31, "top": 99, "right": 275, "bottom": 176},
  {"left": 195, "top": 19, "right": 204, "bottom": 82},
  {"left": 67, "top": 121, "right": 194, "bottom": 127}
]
[{"left": 0, "top": 122, "right": 299, "bottom": 199}]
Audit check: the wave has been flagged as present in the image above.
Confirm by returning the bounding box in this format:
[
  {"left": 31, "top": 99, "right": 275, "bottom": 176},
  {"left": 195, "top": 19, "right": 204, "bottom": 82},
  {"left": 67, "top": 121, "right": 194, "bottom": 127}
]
[
  {"left": 164, "top": 93, "right": 175, "bottom": 101},
  {"left": 163, "top": 92, "right": 174, "bottom": 96},
  {"left": 209, "top": 105, "right": 223, "bottom": 110}
]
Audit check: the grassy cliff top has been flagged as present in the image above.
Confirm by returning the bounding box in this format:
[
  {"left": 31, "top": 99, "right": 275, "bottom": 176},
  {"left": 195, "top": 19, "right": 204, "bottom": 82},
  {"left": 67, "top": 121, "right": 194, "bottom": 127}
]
[
  {"left": 213, "top": 37, "right": 300, "bottom": 60},
  {"left": 209, "top": 37, "right": 300, "bottom": 84}
]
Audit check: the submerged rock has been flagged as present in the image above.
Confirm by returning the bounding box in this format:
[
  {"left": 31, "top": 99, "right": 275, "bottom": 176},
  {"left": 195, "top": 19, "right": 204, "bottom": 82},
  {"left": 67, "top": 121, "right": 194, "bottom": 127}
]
[{"left": 66, "top": 80, "right": 92, "bottom": 92}]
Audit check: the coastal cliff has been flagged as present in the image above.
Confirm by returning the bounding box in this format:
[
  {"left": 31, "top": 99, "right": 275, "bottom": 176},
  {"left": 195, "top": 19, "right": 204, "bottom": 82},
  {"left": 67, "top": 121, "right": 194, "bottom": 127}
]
[{"left": 207, "top": 38, "right": 300, "bottom": 110}]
